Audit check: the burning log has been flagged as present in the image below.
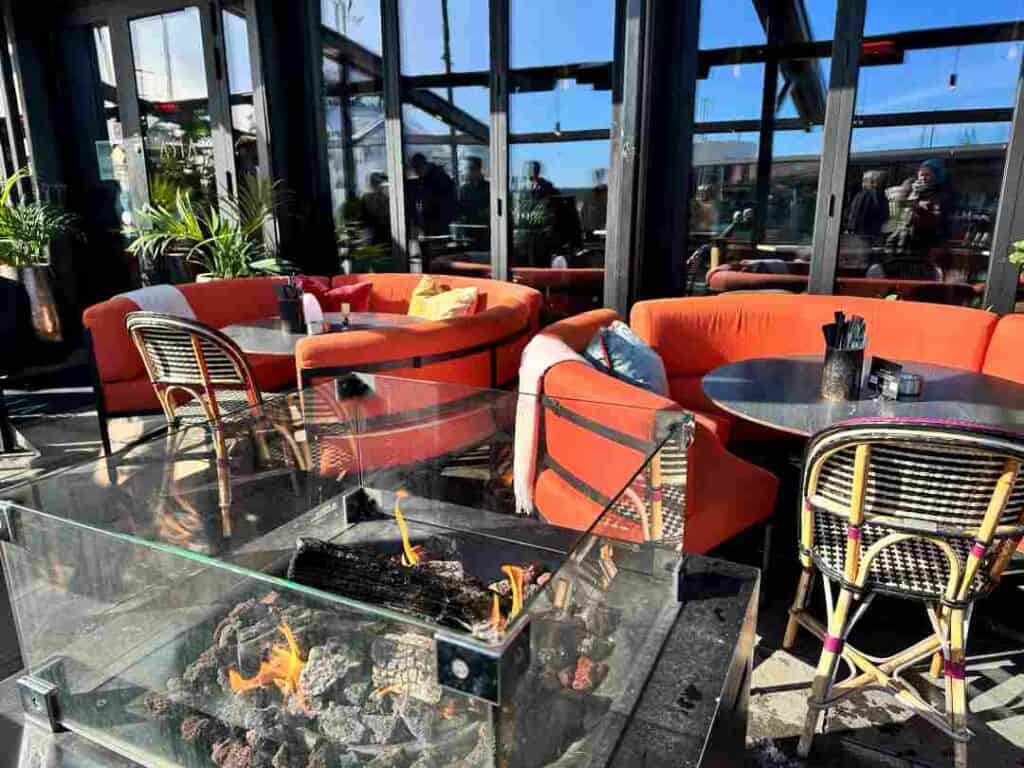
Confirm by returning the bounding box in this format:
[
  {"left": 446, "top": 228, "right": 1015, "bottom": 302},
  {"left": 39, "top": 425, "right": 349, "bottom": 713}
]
[{"left": 287, "top": 538, "right": 506, "bottom": 636}]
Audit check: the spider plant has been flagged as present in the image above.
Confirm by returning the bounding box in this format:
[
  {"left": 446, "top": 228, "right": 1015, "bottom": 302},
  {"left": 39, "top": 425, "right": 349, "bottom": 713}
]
[
  {"left": 1009, "top": 240, "right": 1024, "bottom": 268},
  {"left": 0, "top": 168, "right": 79, "bottom": 268}
]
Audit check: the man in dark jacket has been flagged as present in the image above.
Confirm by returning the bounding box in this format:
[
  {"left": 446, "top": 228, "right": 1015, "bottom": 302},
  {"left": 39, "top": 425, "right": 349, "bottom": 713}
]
[{"left": 409, "top": 153, "right": 456, "bottom": 236}]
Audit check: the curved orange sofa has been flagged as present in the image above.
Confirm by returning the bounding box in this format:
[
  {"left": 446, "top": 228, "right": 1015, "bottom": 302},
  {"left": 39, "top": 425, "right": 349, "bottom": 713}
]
[
  {"left": 295, "top": 274, "right": 541, "bottom": 390},
  {"left": 630, "top": 294, "right": 1002, "bottom": 442},
  {"left": 531, "top": 309, "right": 779, "bottom": 555},
  {"left": 83, "top": 274, "right": 540, "bottom": 454}
]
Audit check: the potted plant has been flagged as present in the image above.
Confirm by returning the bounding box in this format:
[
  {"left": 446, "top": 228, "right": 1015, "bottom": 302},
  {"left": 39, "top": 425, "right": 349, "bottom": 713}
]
[
  {"left": 0, "top": 168, "right": 79, "bottom": 342},
  {"left": 125, "top": 177, "right": 295, "bottom": 283}
]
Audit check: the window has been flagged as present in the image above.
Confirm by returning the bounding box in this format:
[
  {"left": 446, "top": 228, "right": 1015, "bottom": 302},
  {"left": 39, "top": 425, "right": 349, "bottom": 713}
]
[
  {"left": 399, "top": 0, "right": 490, "bottom": 273},
  {"left": 321, "top": 0, "right": 382, "bottom": 54},
  {"left": 223, "top": 3, "right": 259, "bottom": 180},
  {"left": 508, "top": 0, "right": 614, "bottom": 319},
  {"left": 833, "top": 5, "right": 1021, "bottom": 306}
]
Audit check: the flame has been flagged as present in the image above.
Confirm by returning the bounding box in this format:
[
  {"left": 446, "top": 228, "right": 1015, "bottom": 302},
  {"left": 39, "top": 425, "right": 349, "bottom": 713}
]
[
  {"left": 501, "top": 565, "right": 525, "bottom": 622},
  {"left": 228, "top": 623, "right": 307, "bottom": 710},
  {"left": 488, "top": 593, "right": 504, "bottom": 633},
  {"left": 394, "top": 489, "right": 421, "bottom": 566}
]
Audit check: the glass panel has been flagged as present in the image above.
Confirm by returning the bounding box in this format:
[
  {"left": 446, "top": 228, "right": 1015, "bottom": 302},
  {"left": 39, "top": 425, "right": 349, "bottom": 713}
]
[
  {"left": 835, "top": 123, "right": 1008, "bottom": 305},
  {"left": 509, "top": 142, "right": 609, "bottom": 317},
  {"left": 856, "top": 43, "right": 1020, "bottom": 115},
  {"left": 1, "top": 375, "right": 692, "bottom": 766},
  {"left": 324, "top": 56, "right": 394, "bottom": 272},
  {"left": 399, "top": 0, "right": 489, "bottom": 75},
  {"left": 511, "top": 0, "right": 615, "bottom": 68},
  {"left": 130, "top": 8, "right": 216, "bottom": 207},
  {"left": 510, "top": 75, "right": 612, "bottom": 134},
  {"left": 864, "top": 1, "right": 1024, "bottom": 36},
  {"left": 695, "top": 63, "right": 766, "bottom": 122},
  {"left": 699, "top": 0, "right": 766, "bottom": 48},
  {"left": 222, "top": 4, "right": 259, "bottom": 180},
  {"left": 321, "top": 0, "right": 382, "bottom": 54}
]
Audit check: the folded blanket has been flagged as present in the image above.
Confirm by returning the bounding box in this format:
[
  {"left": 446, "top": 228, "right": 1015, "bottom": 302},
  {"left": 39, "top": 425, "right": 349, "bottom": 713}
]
[
  {"left": 513, "top": 333, "right": 589, "bottom": 515},
  {"left": 116, "top": 285, "right": 196, "bottom": 320}
]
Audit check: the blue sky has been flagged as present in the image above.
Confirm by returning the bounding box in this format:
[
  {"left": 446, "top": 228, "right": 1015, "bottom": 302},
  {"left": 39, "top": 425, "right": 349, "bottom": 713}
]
[{"left": 325, "top": 0, "right": 1024, "bottom": 187}]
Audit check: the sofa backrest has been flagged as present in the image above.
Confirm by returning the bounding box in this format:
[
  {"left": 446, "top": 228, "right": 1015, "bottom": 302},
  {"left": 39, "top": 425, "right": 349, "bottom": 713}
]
[
  {"left": 631, "top": 294, "right": 999, "bottom": 413},
  {"left": 83, "top": 277, "right": 286, "bottom": 384},
  {"left": 331, "top": 273, "right": 541, "bottom": 318},
  {"left": 983, "top": 314, "right": 1024, "bottom": 384}
]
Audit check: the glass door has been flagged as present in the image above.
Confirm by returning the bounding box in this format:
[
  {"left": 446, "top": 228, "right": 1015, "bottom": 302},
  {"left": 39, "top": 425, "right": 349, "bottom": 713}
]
[{"left": 128, "top": 4, "right": 234, "bottom": 210}]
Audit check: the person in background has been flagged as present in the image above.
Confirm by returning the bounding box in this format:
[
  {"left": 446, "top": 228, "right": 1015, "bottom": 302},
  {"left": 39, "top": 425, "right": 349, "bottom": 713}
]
[
  {"left": 408, "top": 153, "right": 456, "bottom": 236},
  {"left": 846, "top": 170, "right": 888, "bottom": 240},
  {"left": 361, "top": 172, "right": 390, "bottom": 244},
  {"left": 525, "top": 161, "right": 557, "bottom": 201},
  {"left": 458, "top": 156, "right": 489, "bottom": 225},
  {"left": 871, "top": 159, "right": 950, "bottom": 280}
]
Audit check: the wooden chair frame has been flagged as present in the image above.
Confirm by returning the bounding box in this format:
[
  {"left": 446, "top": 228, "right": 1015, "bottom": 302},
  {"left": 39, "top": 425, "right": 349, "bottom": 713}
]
[{"left": 783, "top": 420, "right": 1024, "bottom": 767}]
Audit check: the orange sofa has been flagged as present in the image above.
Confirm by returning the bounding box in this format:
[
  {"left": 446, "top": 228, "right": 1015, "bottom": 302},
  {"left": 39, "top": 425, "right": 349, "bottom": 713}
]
[
  {"left": 83, "top": 274, "right": 541, "bottom": 454},
  {"left": 629, "top": 293, "right": 1003, "bottom": 443},
  {"left": 534, "top": 310, "right": 780, "bottom": 555},
  {"left": 294, "top": 274, "right": 541, "bottom": 390}
]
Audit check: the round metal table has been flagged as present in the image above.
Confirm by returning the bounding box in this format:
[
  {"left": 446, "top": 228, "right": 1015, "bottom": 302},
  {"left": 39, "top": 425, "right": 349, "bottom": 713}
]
[
  {"left": 702, "top": 355, "right": 1024, "bottom": 438},
  {"left": 222, "top": 312, "right": 426, "bottom": 356}
]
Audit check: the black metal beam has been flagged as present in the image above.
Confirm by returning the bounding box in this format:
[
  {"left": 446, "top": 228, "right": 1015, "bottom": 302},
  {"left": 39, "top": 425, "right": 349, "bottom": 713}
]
[
  {"left": 509, "top": 129, "right": 611, "bottom": 144},
  {"left": 984, "top": 56, "right": 1024, "bottom": 313},
  {"left": 808, "top": 0, "right": 866, "bottom": 295},
  {"left": 695, "top": 107, "right": 1014, "bottom": 135},
  {"left": 406, "top": 88, "right": 489, "bottom": 142},
  {"left": 405, "top": 71, "right": 489, "bottom": 89},
  {"left": 753, "top": 23, "right": 779, "bottom": 245},
  {"left": 381, "top": 0, "right": 409, "bottom": 271}
]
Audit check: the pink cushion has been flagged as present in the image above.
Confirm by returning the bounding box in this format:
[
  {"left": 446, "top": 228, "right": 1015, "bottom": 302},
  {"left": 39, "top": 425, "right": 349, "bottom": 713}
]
[
  {"left": 295, "top": 275, "right": 331, "bottom": 300},
  {"left": 322, "top": 281, "right": 372, "bottom": 312}
]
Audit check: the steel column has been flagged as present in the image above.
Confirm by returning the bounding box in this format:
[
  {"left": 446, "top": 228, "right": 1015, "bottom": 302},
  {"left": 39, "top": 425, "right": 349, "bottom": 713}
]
[
  {"left": 381, "top": 0, "right": 409, "bottom": 271},
  {"left": 489, "top": 0, "right": 510, "bottom": 282}
]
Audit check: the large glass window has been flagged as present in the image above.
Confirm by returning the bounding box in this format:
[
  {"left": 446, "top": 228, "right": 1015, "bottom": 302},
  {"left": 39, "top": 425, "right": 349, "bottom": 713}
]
[
  {"left": 222, "top": 2, "right": 259, "bottom": 181},
  {"left": 834, "top": 5, "right": 1022, "bottom": 306},
  {"left": 508, "top": 0, "right": 613, "bottom": 319},
  {"left": 130, "top": 8, "right": 216, "bottom": 208},
  {"left": 399, "top": 0, "right": 490, "bottom": 274},
  {"left": 321, "top": 0, "right": 382, "bottom": 54},
  {"left": 687, "top": 4, "right": 833, "bottom": 294}
]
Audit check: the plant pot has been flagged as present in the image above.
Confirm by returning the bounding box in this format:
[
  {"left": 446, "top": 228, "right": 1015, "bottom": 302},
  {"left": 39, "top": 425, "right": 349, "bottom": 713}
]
[
  {"left": 0, "top": 264, "right": 62, "bottom": 342},
  {"left": 195, "top": 273, "right": 219, "bottom": 283}
]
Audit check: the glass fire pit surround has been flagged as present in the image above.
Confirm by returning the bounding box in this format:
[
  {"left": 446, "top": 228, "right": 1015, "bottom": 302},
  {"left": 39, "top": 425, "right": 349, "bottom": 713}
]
[{"left": 0, "top": 374, "right": 694, "bottom": 768}]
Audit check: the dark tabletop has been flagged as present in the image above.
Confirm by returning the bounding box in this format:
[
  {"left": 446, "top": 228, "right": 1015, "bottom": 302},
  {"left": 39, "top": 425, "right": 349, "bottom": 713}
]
[
  {"left": 222, "top": 312, "right": 427, "bottom": 356},
  {"left": 0, "top": 556, "right": 758, "bottom": 768},
  {"left": 703, "top": 355, "right": 1024, "bottom": 438}
]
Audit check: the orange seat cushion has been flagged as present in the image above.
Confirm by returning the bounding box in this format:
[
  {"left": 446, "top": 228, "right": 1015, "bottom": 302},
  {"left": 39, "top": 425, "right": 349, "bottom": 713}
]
[{"left": 982, "top": 314, "right": 1024, "bottom": 384}]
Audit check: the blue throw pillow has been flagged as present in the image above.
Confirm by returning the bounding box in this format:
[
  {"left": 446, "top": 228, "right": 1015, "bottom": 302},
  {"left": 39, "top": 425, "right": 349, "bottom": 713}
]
[{"left": 583, "top": 321, "right": 670, "bottom": 396}]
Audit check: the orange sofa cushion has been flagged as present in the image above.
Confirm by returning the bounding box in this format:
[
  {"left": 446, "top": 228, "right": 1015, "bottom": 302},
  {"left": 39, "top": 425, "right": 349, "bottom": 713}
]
[
  {"left": 630, "top": 294, "right": 998, "bottom": 420},
  {"left": 982, "top": 314, "right": 1024, "bottom": 384}
]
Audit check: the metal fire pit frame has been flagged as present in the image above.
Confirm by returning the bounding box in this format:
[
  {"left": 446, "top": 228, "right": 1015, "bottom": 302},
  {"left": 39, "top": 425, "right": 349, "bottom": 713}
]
[{"left": 435, "top": 618, "right": 532, "bottom": 704}]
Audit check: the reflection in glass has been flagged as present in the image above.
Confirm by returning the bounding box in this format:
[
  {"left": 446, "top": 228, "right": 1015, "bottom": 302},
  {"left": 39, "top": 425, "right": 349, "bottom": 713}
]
[
  {"left": 399, "top": 0, "right": 489, "bottom": 75},
  {"left": 323, "top": 56, "right": 393, "bottom": 272},
  {"left": 223, "top": 4, "right": 258, "bottom": 180},
  {"left": 130, "top": 8, "right": 215, "bottom": 207},
  {"left": 321, "top": 0, "right": 382, "bottom": 53},
  {"left": 510, "top": 75, "right": 612, "bottom": 134},
  {"left": 837, "top": 124, "right": 1009, "bottom": 304},
  {"left": 695, "top": 64, "right": 766, "bottom": 122}
]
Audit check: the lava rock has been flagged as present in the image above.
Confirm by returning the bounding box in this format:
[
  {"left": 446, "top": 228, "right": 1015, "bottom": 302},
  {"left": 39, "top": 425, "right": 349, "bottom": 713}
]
[
  {"left": 342, "top": 680, "right": 371, "bottom": 706},
  {"left": 364, "top": 748, "right": 409, "bottom": 768},
  {"left": 182, "top": 647, "right": 223, "bottom": 695},
  {"left": 319, "top": 704, "right": 367, "bottom": 744},
  {"left": 181, "top": 715, "right": 230, "bottom": 746},
  {"left": 363, "top": 713, "right": 410, "bottom": 745},
  {"left": 212, "top": 738, "right": 255, "bottom": 768},
  {"left": 299, "top": 641, "right": 361, "bottom": 701},
  {"left": 398, "top": 698, "right": 439, "bottom": 743},
  {"left": 143, "top": 692, "right": 176, "bottom": 720}
]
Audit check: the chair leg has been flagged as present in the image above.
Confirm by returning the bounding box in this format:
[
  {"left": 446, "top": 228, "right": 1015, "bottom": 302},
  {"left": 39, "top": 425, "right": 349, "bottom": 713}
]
[
  {"left": 783, "top": 566, "right": 815, "bottom": 650},
  {"left": 798, "top": 585, "right": 856, "bottom": 758},
  {"left": 946, "top": 607, "right": 969, "bottom": 768},
  {"left": 760, "top": 522, "right": 774, "bottom": 602},
  {"left": 211, "top": 424, "right": 233, "bottom": 538}
]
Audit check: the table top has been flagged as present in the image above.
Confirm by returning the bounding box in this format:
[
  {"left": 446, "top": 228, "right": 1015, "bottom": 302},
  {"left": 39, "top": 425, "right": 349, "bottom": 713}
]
[
  {"left": 702, "top": 355, "right": 1024, "bottom": 438},
  {"left": 223, "top": 311, "right": 426, "bottom": 356}
]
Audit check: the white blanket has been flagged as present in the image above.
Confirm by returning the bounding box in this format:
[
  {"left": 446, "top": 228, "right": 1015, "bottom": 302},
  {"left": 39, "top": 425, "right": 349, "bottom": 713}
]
[
  {"left": 513, "top": 333, "right": 589, "bottom": 515},
  {"left": 116, "top": 285, "right": 196, "bottom": 320}
]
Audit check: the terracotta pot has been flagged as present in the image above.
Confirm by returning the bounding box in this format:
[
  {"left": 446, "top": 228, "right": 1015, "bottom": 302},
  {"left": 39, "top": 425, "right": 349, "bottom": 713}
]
[{"left": 0, "top": 264, "right": 62, "bottom": 342}]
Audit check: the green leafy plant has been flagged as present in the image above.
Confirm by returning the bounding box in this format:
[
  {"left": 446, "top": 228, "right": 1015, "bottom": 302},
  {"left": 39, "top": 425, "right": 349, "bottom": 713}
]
[
  {"left": 0, "top": 168, "right": 79, "bottom": 268},
  {"left": 1008, "top": 240, "right": 1024, "bottom": 268},
  {"left": 125, "top": 176, "right": 296, "bottom": 280}
]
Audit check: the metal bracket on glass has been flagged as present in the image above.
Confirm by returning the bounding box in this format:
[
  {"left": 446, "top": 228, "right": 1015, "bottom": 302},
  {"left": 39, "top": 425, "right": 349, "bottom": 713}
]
[
  {"left": 17, "top": 675, "right": 64, "bottom": 733},
  {"left": 0, "top": 502, "right": 17, "bottom": 545},
  {"left": 435, "top": 619, "right": 531, "bottom": 705}
]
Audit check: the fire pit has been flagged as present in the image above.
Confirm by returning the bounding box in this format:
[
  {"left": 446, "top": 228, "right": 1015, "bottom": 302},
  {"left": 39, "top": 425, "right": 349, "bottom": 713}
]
[{"left": 0, "top": 375, "right": 693, "bottom": 768}]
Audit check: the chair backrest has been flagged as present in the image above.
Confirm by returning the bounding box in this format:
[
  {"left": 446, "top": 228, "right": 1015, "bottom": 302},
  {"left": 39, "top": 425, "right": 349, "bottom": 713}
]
[
  {"left": 802, "top": 419, "right": 1024, "bottom": 604},
  {"left": 126, "top": 311, "right": 261, "bottom": 424}
]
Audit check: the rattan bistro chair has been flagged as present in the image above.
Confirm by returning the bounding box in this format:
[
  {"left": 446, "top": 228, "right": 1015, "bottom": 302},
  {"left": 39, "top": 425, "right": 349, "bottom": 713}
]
[
  {"left": 783, "top": 419, "right": 1024, "bottom": 767},
  {"left": 126, "top": 312, "right": 303, "bottom": 537}
]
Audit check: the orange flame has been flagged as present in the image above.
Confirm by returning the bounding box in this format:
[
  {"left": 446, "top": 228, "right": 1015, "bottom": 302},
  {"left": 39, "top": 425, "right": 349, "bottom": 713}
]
[
  {"left": 394, "top": 489, "right": 421, "bottom": 566},
  {"left": 228, "top": 623, "right": 307, "bottom": 710},
  {"left": 488, "top": 593, "right": 504, "bottom": 633},
  {"left": 501, "top": 565, "right": 525, "bottom": 622}
]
